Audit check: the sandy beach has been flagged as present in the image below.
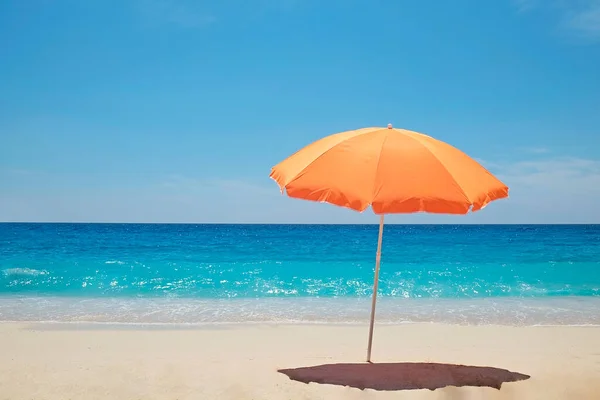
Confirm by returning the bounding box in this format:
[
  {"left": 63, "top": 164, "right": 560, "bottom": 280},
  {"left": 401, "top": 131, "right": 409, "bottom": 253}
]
[{"left": 1, "top": 322, "right": 599, "bottom": 399}]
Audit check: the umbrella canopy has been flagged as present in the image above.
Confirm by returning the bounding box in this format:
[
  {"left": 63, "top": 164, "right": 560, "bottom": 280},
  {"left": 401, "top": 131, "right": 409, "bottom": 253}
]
[
  {"left": 269, "top": 124, "right": 508, "bottom": 361},
  {"left": 270, "top": 125, "right": 508, "bottom": 214}
]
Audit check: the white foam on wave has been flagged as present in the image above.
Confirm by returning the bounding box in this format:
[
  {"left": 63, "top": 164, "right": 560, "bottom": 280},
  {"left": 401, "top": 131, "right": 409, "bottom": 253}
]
[
  {"left": 2, "top": 268, "right": 49, "bottom": 277},
  {"left": 0, "top": 296, "right": 599, "bottom": 326}
]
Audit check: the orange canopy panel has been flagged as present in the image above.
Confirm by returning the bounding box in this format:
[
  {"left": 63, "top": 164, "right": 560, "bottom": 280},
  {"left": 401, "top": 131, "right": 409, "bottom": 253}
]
[{"left": 270, "top": 125, "right": 509, "bottom": 215}]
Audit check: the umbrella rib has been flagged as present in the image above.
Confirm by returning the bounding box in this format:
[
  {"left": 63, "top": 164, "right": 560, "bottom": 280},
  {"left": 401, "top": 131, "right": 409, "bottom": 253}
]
[
  {"left": 406, "top": 135, "right": 473, "bottom": 207},
  {"left": 370, "top": 132, "right": 390, "bottom": 210}
]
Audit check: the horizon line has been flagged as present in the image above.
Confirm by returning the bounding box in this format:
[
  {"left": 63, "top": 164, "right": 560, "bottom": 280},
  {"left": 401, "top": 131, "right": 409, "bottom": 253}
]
[{"left": 1, "top": 222, "right": 598, "bottom": 226}]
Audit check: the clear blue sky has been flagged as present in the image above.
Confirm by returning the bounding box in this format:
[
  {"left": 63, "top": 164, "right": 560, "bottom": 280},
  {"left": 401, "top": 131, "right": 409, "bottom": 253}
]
[{"left": 1, "top": 0, "right": 599, "bottom": 223}]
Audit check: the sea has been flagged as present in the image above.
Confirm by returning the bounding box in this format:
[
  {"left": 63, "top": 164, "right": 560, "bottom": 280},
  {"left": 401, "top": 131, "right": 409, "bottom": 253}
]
[{"left": 1, "top": 223, "right": 599, "bottom": 326}]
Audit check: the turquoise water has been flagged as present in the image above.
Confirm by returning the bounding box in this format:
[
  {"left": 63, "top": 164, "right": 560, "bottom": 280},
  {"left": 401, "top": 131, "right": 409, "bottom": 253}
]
[{"left": 1, "top": 223, "right": 599, "bottom": 325}]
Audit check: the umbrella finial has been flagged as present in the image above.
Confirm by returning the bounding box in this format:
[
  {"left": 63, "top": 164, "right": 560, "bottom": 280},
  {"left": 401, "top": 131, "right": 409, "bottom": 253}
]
[{"left": 387, "top": 123, "right": 393, "bottom": 129}]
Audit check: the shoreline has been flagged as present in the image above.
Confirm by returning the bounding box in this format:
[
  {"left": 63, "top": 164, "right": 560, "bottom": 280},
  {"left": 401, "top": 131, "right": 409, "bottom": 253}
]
[
  {"left": 2, "top": 295, "right": 599, "bottom": 326},
  {"left": 3, "top": 320, "right": 600, "bottom": 329}
]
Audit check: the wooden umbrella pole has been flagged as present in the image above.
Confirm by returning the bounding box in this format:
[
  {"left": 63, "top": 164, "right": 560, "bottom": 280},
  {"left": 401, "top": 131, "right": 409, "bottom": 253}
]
[{"left": 366, "top": 214, "right": 385, "bottom": 362}]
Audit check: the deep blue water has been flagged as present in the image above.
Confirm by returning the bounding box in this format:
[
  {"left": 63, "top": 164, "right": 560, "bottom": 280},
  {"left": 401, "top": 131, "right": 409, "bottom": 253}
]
[{"left": 1, "top": 223, "right": 599, "bottom": 325}]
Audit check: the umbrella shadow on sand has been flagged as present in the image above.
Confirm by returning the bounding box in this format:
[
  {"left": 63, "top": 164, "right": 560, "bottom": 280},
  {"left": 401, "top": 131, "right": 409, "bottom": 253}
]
[{"left": 278, "top": 362, "right": 530, "bottom": 391}]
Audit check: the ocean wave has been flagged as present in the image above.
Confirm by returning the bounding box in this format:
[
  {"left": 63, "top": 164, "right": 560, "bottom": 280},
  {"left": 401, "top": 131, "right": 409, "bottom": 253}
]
[
  {"left": 2, "top": 268, "right": 49, "bottom": 277},
  {"left": 1, "top": 269, "right": 599, "bottom": 298}
]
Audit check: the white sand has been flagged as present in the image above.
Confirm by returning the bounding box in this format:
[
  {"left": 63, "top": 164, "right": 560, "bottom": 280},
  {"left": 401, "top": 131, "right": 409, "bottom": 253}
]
[{"left": 1, "top": 322, "right": 599, "bottom": 399}]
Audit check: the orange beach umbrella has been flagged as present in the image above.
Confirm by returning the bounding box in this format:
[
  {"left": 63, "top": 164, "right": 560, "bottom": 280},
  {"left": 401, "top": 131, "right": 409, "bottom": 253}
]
[{"left": 270, "top": 124, "right": 509, "bottom": 361}]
